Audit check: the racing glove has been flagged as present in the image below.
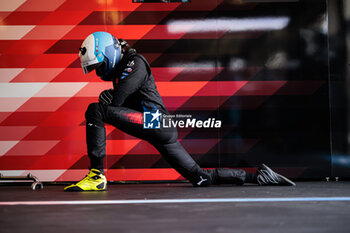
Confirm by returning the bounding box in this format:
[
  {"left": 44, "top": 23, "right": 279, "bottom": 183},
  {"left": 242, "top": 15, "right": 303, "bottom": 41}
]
[{"left": 98, "top": 89, "right": 113, "bottom": 105}]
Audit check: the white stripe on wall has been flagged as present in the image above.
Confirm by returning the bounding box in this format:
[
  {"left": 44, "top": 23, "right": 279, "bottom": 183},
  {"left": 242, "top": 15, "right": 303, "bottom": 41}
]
[
  {"left": 0, "top": 26, "right": 36, "bottom": 40},
  {"left": 0, "top": 170, "right": 25, "bottom": 176},
  {"left": 21, "top": 170, "right": 67, "bottom": 182},
  {"left": 34, "top": 82, "right": 88, "bottom": 97},
  {"left": 0, "top": 83, "right": 47, "bottom": 97},
  {"left": 0, "top": 141, "right": 19, "bottom": 156},
  {"left": 0, "top": 69, "right": 24, "bottom": 82},
  {"left": 0, "top": 0, "right": 26, "bottom": 11}
]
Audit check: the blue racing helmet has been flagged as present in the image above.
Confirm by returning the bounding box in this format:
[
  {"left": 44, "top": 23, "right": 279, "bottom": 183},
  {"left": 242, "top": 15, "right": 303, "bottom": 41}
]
[{"left": 79, "top": 31, "right": 122, "bottom": 81}]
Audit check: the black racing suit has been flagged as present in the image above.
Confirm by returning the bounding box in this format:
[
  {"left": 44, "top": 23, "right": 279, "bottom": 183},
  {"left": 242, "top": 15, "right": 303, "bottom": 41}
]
[{"left": 85, "top": 49, "right": 251, "bottom": 186}]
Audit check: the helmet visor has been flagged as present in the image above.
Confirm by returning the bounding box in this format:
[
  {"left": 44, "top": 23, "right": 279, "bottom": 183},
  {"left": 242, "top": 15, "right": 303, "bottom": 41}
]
[{"left": 82, "top": 62, "right": 102, "bottom": 75}]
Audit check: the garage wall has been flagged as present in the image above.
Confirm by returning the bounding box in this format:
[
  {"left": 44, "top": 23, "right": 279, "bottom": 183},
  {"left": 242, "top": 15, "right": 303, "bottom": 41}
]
[{"left": 0, "top": 0, "right": 335, "bottom": 182}]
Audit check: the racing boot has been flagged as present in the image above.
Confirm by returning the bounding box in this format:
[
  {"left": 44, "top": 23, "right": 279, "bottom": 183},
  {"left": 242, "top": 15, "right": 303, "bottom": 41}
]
[
  {"left": 257, "top": 164, "right": 296, "bottom": 186},
  {"left": 64, "top": 169, "right": 107, "bottom": 191}
]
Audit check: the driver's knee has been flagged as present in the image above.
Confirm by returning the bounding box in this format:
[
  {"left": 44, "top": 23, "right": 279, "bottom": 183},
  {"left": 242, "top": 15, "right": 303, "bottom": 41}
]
[{"left": 85, "top": 103, "right": 105, "bottom": 126}]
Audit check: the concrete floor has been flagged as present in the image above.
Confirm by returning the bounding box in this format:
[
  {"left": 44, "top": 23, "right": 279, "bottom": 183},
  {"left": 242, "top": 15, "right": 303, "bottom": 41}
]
[{"left": 0, "top": 182, "right": 350, "bottom": 233}]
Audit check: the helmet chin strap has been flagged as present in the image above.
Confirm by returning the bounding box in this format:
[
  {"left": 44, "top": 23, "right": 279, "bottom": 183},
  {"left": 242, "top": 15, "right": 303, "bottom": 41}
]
[{"left": 97, "top": 60, "right": 115, "bottom": 81}]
